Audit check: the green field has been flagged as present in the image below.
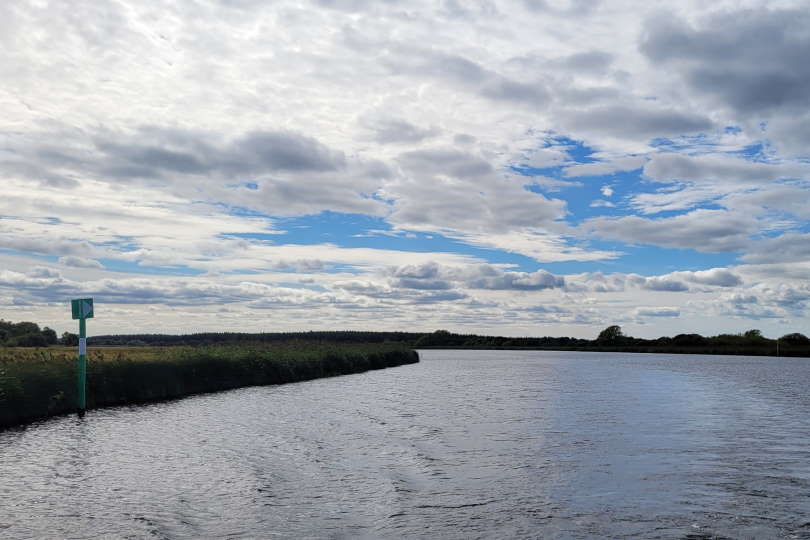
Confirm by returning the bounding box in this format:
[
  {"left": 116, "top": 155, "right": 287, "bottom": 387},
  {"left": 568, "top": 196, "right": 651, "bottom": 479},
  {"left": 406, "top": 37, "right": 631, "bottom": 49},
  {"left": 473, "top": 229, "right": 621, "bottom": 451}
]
[{"left": 0, "top": 343, "right": 419, "bottom": 430}]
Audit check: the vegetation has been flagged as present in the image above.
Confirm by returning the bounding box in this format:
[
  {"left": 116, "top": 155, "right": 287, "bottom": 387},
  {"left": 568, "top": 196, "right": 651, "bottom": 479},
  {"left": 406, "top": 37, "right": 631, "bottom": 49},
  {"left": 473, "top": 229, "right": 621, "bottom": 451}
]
[
  {"left": 596, "top": 325, "right": 624, "bottom": 344},
  {"left": 408, "top": 327, "right": 810, "bottom": 358},
  {"left": 84, "top": 327, "right": 810, "bottom": 357},
  {"left": 3, "top": 317, "right": 807, "bottom": 358},
  {"left": 80, "top": 327, "right": 808, "bottom": 357},
  {"left": 87, "top": 330, "right": 422, "bottom": 347},
  {"left": 0, "top": 343, "right": 419, "bottom": 430},
  {"left": 0, "top": 320, "right": 58, "bottom": 347}
]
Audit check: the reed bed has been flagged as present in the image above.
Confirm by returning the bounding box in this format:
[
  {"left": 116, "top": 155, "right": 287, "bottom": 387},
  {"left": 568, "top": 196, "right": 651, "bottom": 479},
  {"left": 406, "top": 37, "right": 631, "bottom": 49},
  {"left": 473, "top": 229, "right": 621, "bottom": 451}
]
[{"left": 0, "top": 343, "right": 419, "bottom": 429}]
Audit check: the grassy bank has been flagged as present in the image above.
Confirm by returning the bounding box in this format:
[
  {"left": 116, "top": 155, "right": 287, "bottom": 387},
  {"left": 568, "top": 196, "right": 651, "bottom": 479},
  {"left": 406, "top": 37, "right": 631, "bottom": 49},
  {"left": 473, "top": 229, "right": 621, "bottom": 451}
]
[{"left": 0, "top": 343, "right": 419, "bottom": 430}]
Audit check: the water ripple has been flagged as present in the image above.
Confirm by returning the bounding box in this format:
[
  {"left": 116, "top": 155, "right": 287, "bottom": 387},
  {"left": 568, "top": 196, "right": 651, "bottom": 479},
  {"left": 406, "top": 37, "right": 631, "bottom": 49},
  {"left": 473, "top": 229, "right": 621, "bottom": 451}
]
[{"left": 2, "top": 351, "right": 810, "bottom": 538}]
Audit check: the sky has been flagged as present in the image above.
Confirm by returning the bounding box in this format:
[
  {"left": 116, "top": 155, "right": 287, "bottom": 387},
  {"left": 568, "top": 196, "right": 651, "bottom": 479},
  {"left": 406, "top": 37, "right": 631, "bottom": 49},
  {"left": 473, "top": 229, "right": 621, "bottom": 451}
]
[{"left": 2, "top": 0, "right": 810, "bottom": 338}]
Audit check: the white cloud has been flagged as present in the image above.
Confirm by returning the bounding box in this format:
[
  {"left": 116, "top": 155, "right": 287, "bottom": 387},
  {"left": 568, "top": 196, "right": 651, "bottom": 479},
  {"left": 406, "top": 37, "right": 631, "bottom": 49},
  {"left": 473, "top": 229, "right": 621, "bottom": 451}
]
[
  {"left": 741, "top": 233, "right": 810, "bottom": 264},
  {"left": 565, "top": 157, "right": 647, "bottom": 178},
  {"left": 1, "top": 0, "right": 809, "bottom": 337},
  {"left": 583, "top": 209, "right": 760, "bottom": 253},
  {"left": 635, "top": 307, "right": 680, "bottom": 318},
  {"left": 58, "top": 256, "right": 104, "bottom": 269},
  {"left": 643, "top": 153, "right": 806, "bottom": 185}
]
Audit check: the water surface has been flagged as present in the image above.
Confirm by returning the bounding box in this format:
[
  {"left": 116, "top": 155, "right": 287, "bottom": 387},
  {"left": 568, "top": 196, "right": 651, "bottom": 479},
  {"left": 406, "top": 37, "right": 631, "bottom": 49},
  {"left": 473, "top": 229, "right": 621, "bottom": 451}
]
[{"left": 2, "top": 350, "right": 810, "bottom": 538}]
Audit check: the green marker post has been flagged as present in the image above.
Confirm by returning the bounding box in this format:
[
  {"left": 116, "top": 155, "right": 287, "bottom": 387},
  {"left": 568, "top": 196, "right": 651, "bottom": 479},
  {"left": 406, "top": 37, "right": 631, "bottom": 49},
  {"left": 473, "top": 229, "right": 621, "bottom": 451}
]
[{"left": 71, "top": 298, "right": 94, "bottom": 418}]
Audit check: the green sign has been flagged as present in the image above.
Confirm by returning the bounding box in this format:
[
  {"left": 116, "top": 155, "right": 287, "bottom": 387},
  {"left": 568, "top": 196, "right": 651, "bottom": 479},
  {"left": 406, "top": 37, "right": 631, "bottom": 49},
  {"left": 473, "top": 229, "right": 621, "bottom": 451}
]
[
  {"left": 70, "top": 297, "right": 94, "bottom": 417},
  {"left": 71, "top": 298, "right": 94, "bottom": 320}
]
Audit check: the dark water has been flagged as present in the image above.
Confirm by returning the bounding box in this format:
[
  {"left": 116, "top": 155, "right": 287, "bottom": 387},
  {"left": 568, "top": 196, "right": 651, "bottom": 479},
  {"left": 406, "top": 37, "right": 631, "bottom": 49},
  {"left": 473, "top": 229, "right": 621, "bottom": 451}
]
[{"left": 2, "top": 350, "right": 810, "bottom": 539}]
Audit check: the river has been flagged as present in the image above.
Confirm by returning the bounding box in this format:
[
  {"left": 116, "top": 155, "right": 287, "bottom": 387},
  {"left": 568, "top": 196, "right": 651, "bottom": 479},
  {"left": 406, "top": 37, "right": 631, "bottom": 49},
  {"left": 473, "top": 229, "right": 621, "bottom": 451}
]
[{"left": 2, "top": 350, "right": 810, "bottom": 539}]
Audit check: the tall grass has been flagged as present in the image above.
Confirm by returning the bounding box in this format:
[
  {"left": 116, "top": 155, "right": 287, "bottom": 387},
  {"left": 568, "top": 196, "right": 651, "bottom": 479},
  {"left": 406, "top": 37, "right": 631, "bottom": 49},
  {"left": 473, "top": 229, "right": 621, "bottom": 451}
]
[{"left": 0, "top": 343, "right": 418, "bottom": 430}]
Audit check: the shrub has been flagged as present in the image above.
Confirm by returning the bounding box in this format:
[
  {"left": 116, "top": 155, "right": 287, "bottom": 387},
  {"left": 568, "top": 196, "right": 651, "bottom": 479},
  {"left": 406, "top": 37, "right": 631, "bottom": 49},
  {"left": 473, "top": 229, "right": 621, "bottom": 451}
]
[{"left": 0, "top": 343, "right": 419, "bottom": 429}]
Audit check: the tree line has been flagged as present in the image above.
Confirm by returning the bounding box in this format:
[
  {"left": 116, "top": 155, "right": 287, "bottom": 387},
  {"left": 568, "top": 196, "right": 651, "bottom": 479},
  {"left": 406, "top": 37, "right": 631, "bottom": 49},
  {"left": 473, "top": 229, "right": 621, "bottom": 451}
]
[
  {"left": 0, "top": 320, "right": 58, "bottom": 347},
  {"left": 89, "top": 325, "right": 810, "bottom": 357},
  {"left": 3, "top": 319, "right": 809, "bottom": 357}
]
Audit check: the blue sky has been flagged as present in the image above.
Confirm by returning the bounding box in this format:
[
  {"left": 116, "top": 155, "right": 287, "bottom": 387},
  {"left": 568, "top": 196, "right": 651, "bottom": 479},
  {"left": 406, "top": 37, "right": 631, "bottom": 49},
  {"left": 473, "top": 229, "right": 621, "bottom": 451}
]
[{"left": 1, "top": 0, "right": 810, "bottom": 338}]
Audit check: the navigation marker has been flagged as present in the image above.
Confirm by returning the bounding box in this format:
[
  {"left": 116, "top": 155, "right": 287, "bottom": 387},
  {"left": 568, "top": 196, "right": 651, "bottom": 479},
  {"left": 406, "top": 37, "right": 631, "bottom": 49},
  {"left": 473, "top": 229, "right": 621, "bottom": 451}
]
[{"left": 70, "top": 298, "right": 94, "bottom": 417}]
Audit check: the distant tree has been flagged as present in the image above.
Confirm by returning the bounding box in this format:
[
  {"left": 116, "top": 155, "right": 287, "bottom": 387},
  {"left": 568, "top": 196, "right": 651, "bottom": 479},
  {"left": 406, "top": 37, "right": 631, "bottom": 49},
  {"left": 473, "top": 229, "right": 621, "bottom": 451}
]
[
  {"left": 779, "top": 333, "right": 810, "bottom": 344},
  {"left": 11, "top": 321, "right": 40, "bottom": 337},
  {"left": 414, "top": 329, "right": 464, "bottom": 347},
  {"left": 61, "top": 332, "right": 79, "bottom": 346},
  {"left": 41, "top": 327, "right": 58, "bottom": 345},
  {"left": 9, "top": 333, "right": 48, "bottom": 347},
  {"left": 743, "top": 329, "right": 764, "bottom": 340},
  {"left": 597, "top": 325, "right": 624, "bottom": 343},
  {"left": 673, "top": 333, "right": 707, "bottom": 346}
]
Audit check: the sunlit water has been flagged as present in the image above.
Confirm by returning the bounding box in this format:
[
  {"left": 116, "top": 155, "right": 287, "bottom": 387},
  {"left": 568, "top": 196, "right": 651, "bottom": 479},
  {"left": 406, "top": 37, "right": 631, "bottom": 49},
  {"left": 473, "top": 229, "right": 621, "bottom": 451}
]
[{"left": 2, "top": 350, "right": 810, "bottom": 539}]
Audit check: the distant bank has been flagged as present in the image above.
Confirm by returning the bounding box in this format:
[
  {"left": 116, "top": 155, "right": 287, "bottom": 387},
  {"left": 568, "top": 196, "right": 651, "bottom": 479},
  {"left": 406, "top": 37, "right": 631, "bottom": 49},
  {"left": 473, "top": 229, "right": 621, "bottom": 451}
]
[
  {"left": 85, "top": 326, "right": 810, "bottom": 358},
  {"left": 0, "top": 343, "right": 418, "bottom": 430}
]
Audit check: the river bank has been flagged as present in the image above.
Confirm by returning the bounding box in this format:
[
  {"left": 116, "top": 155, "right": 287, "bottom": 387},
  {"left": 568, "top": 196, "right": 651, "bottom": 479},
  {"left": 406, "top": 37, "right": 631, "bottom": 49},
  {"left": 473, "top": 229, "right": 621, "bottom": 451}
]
[
  {"left": 85, "top": 329, "right": 810, "bottom": 358},
  {"left": 0, "top": 343, "right": 419, "bottom": 430}
]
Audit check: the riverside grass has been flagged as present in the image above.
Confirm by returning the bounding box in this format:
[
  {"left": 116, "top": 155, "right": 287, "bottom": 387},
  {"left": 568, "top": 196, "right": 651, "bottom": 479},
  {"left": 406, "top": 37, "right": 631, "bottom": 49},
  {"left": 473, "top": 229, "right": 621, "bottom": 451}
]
[{"left": 0, "top": 343, "right": 419, "bottom": 429}]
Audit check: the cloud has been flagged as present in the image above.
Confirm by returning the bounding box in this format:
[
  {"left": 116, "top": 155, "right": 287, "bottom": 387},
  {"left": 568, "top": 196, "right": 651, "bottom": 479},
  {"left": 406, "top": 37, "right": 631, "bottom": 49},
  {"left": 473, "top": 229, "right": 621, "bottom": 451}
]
[
  {"left": 398, "top": 148, "right": 493, "bottom": 178},
  {"left": 736, "top": 262, "right": 810, "bottom": 282},
  {"left": 629, "top": 184, "right": 726, "bottom": 215},
  {"left": 564, "top": 156, "right": 646, "bottom": 177},
  {"left": 641, "top": 8, "right": 810, "bottom": 117},
  {"left": 58, "top": 256, "right": 104, "bottom": 269},
  {"left": 331, "top": 276, "right": 469, "bottom": 304},
  {"left": 567, "top": 267, "right": 742, "bottom": 293},
  {"left": 312, "top": 0, "right": 380, "bottom": 12},
  {"left": 725, "top": 187, "right": 810, "bottom": 220},
  {"left": 29, "top": 266, "right": 61, "bottom": 279},
  {"left": 527, "top": 176, "right": 583, "bottom": 192},
  {"left": 453, "top": 134, "right": 477, "bottom": 146},
  {"left": 640, "top": 277, "right": 689, "bottom": 292},
  {"left": 643, "top": 153, "right": 804, "bottom": 185},
  {"left": 564, "top": 271, "right": 627, "bottom": 293},
  {"left": 559, "top": 105, "right": 712, "bottom": 141},
  {"left": 94, "top": 128, "right": 348, "bottom": 178},
  {"left": 521, "top": 145, "right": 571, "bottom": 168},
  {"left": 683, "top": 268, "right": 741, "bottom": 287},
  {"left": 229, "top": 131, "right": 346, "bottom": 173},
  {"left": 8, "top": 126, "right": 387, "bottom": 217},
  {"left": 362, "top": 117, "right": 440, "bottom": 144},
  {"left": 714, "top": 282, "right": 810, "bottom": 320},
  {"left": 465, "top": 267, "right": 564, "bottom": 291},
  {"left": 522, "top": 0, "right": 600, "bottom": 17},
  {"left": 635, "top": 307, "right": 680, "bottom": 317},
  {"left": 441, "top": 231, "right": 620, "bottom": 263},
  {"left": 0, "top": 267, "right": 458, "bottom": 310},
  {"left": 679, "top": 268, "right": 742, "bottom": 288},
  {"left": 556, "top": 50, "right": 614, "bottom": 74},
  {"left": 382, "top": 48, "right": 550, "bottom": 108},
  {"left": 386, "top": 262, "right": 565, "bottom": 291},
  {"left": 583, "top": 209, "right": 758, "bottom": 253},
  {"left": 767, "top": 113, "right": 810, "bottom": 157},
  {"left": 2, "top": 0, "right": 809, "bottom": 337},
  {"left": 742, "top": 233, "right": 810, "bottom": 264},
  {"left": 385, "top": 150, "right": 568, "bottom": 236},
  {"left": 629, "top": 153, "right": 810, "bottom": 217},
  {"left": 0, "top": 228, "right": 98, "bottom": 258}
]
